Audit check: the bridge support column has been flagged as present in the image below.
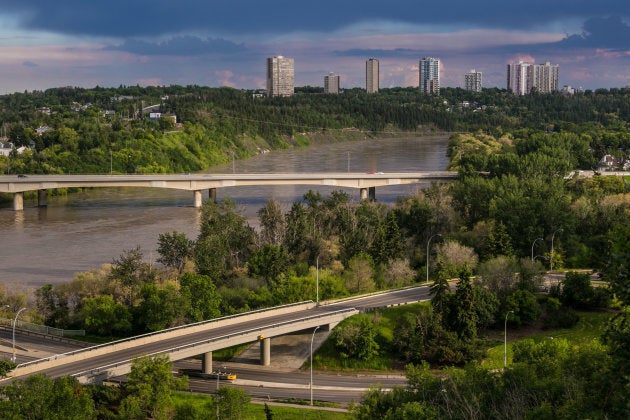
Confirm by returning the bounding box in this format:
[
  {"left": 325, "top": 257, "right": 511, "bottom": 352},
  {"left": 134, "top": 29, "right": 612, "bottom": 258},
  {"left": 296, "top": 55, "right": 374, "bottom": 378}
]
[
  {"left": 13, "top": 192, "right": 24, "bottom": 211},
  {"left": 368, "top": 187, "right": 376, "bottom": 201},
  {"left": 360, "top": 188, "right": 368, "bottom": 201},
  {"left": 208, "top": 188, "right": 217, "bottom": 203},
  {"left": 38, "top": 189, "right": 48, "bottom": 207},
  {"left": 193, "top": 190, "right": 203, "bottom": 208},
  {"left": 202, "top": 351, "right": 213, "bottom": 374},
  {"left": 260, "top": 337, "right": 271, "bottom": 366}
]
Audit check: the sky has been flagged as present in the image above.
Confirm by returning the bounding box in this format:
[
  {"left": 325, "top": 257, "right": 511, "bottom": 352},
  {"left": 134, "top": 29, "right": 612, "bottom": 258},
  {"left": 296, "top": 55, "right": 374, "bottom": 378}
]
[{"left": 0, "top": 1, "right": 629, "bottom": 94}]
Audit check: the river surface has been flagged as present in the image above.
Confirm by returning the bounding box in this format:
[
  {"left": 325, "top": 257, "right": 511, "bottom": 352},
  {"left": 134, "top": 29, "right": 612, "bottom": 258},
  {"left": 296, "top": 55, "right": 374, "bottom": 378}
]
[{"left": 0, "top": 135, "right": 450, "bottom": 290}]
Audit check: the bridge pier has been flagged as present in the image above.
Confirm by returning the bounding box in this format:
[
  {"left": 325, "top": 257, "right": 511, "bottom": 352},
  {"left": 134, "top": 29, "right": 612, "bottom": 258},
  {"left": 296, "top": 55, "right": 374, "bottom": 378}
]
[
  {"left": 260, "top": 337, "right": 271, "bottom": 366},
  {"left": 38, "top": 189, "right": 48, "bottom": 207},
  {"left": 201, "top": 351, "right": 213, "bottom": 373},
  {"left": 360, "top": 187, "right": 376, "bottom": 201},
  {"left": 193, "top": 190, "right": 202, "bottom": 208},
  {"left": 209, "top": 188, "right": 217, "bottom": 203},
  {"left": 13, "top": 192, "right": 23, "bottom": 211}
]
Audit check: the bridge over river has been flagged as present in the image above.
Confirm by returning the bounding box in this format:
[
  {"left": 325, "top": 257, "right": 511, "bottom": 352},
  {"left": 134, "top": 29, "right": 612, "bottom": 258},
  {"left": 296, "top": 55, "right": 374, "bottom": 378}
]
[{"left": 0, "top": 172, "right": 458, "bottom": 210}]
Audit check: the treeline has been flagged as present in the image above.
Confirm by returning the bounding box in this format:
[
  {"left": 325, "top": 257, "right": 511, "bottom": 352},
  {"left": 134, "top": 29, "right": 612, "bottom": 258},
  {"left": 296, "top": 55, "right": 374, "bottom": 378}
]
[{"left": 1, "top": 85, "right": 630, "bottom": 179}]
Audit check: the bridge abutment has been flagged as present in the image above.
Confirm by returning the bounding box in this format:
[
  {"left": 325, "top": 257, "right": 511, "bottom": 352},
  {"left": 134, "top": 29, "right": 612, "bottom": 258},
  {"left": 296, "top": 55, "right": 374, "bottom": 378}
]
[
  {"left": 260, "top": 337, "right": 271, "bottom": 366},
  {"left": 13, "top": 192, "right": 23, "bottom": 211},
  {"left": 38, "top": 189, "right": 47, "bottom": 207},
  {"left": 202, "top": 351, "right": 213, "bottom": 373}
]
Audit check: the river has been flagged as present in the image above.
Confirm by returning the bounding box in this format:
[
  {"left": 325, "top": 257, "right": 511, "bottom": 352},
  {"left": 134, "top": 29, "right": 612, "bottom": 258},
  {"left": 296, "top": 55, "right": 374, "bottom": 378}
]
[{"left": 0, "top": 134, "right": 450, "bottom": 290}]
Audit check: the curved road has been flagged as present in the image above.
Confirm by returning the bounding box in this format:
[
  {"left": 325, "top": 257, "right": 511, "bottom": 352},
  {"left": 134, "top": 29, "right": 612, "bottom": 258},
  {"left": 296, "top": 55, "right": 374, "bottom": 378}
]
[{"left": 2, "top": 287, "right": 431, "bottom": 387}]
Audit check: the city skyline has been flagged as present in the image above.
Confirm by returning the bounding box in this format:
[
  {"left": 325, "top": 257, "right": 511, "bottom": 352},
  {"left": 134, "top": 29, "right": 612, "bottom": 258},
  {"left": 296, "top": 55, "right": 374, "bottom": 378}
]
[{"left": 0, "top": 2, "right": 628, "bottom": 94}]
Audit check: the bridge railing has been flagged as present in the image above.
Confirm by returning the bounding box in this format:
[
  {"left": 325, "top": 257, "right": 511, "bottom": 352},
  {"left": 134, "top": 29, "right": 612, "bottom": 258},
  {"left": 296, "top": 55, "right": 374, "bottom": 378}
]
[
  {"left": 0, "top": 318, "right": 85, "bottom": 337},
  {"left": 71, "top": 307, "right": 358, "bottom": 381},
  {"left": 16, "top": 300, "right": 313, "bottom": 369}
]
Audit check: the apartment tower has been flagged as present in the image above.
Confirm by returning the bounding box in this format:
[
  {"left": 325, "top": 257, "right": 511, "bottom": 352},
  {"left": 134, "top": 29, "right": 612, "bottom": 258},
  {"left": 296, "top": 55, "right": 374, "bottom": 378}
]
[
  {"left": 266, "top": 56, "right": 295, "bottom": 97},
  {"left": 324, "top": 73, "right": 340, "bottom": 94},
  {"left": 366, "top": 58, "right": 379, "bottom": 93},
  {"left": 419, "top": 57, "right": 440, "bottom": 94},
  {"left": 464, "top": 69, "right": 483, "bottom": 92},
  {"left": 507, "top": 61, "right": 559, "bottom": 95}
]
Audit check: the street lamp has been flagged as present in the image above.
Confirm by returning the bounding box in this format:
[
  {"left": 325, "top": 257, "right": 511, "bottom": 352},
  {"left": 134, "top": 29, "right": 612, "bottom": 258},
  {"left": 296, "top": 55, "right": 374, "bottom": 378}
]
[
  {"left": 316, "top": 255, "right": 320, "bottom": 306},
  {"left": 426, "top": 234, "right": 442, "bottom": 283},
  {"left": 12, "top": 307, "right": 26, "bottom": 363},
  {"left": 310, "top": 325, "right": 320, "bottom": 406},
  {"left": 531, "top": 237, "right": 544, "bottom": 262},
  {"left": 550, "top": 228, "right": 563, "bottom": 271},
  {"left": 504, "top": 310, "right": 514, "bottom": 368}
]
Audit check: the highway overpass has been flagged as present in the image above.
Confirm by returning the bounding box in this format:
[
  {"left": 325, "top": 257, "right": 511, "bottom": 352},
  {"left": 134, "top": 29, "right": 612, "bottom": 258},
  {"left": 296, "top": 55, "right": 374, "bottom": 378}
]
[
  {"left": 3, "top": 287, "right": 430, "bottom": 384},
  {"left": 0, "top": 172, "right": 458, "bottom": 210}
]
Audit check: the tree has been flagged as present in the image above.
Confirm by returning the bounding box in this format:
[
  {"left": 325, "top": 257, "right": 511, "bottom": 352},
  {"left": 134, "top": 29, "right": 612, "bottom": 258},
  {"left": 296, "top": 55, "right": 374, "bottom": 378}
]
[
  {"left": 560, "top": 271, "right": 609, "bottom": 309},
  {"left": 156, "top": 231, "right": 193, "bottom": 273},
  {"left": 248, "top": 244, "right": 290, "bottom": 288},
  {"left": 78, "top": 294, "right": 132, "bottom": 336},
  {"left": 213, "top": 386, "right": 251, "bottom": 420},
  {"left": 434, "top": 240, "right": 478, "bottom": 279},
  {"left": 120, "top": 355, "right": 188, "bottom": 420},
  {"left": 196, "top": 199, "right": 256, "bottom": 279},
  {"left": 0, "top": 374, "right": 96, "bottom": 419},
  {"left": 179, "top": 272, "right": 222, "bottom": 322},
  {"left": 344, "top": 253, "right": 376, "bottom": 294},
  {"left": 134, "top": 283, "right": 187, "bottom": 332},
  {"left": 447, "top": 266, "right": 478, "bottom": 341},
  {"left": 258, "top": 199, "right": 286, "bottom": 246},
  {"left": 331, "top": 317, "right": 380, "bottom": 361}
]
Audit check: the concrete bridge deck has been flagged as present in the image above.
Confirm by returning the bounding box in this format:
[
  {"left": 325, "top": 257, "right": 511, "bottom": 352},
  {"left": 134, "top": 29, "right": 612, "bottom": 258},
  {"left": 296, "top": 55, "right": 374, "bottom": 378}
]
[
  {"left": 0, "top": 172, "right": 458, "bottom": 210},
  {"left": 2, "top": 286, "right": 430, "bottom": 384}
]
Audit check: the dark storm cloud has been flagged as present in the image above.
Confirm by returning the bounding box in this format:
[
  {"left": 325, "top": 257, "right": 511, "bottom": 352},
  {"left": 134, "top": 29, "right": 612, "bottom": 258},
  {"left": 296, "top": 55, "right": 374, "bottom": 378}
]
[
  {"left": 558, "top": 16, "right": 630, "bottom": 49},
  {"left": 335, "top": 49, "right": 423, "bottom": 58},
  {"left": 22, "top": 61, "right": 38, "bottom": 67},
  {"left": 4, "top": 1, "right": 630, "bottom": 37},
  {"left": 104, "top": 36, "right": 248, "bottom": 56}
]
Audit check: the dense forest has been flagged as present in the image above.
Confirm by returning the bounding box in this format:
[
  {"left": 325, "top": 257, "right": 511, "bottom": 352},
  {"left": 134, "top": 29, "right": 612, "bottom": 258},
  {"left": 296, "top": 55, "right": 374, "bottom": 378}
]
[
  {"left": 1, "top": 85, "right": 629, "bottom": 418},
  {"left": 1, "top": 85, "right": 629, "bottom": 178}
]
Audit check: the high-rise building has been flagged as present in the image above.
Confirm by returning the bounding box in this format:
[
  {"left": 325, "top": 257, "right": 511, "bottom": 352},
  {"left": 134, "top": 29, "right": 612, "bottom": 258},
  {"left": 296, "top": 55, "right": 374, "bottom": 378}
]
[
  {"left": 507, "top": 61, "right": 532, "bottom": 95},
  {"left": 464, "top": 69, "right": 482, "bottom": 92},
  {"left": 366, "top": 58, "right": 379, "bottom": 93},
  {"left": 266, "top": 56, "right": 294, "bottom": 97},
  {"left": 507, "top": 61, "right": 559, "bottom": 95},
  {"left": 532, "top": 62, "right": 559, "bottom": 94},
  {"left": 324, "top": 73, "right": 340, "bottom": 94},
  {"left": 419, "top": 57, "right": 440, "bottom": 94}
]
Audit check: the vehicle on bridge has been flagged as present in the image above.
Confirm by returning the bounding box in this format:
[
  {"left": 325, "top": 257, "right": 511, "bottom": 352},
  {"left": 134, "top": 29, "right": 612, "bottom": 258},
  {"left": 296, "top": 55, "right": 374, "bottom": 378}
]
[{"left": 178, "top": 368, "right": 236, "bottom": 381}]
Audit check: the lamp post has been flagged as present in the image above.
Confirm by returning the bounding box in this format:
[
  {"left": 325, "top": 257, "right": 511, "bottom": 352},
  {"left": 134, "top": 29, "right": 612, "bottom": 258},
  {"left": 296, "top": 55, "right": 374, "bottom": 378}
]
[
  {"left": 531, "top": 237, "right": 544, "bottom": 262},
  {"left": 504, "top": 310, "right": 514, "bottom": 368},
  {"left": 12, "top": 307, "right": 26, "bottom": 363},
  {"left": 550, "top": 228, "right": 563, "bottom": 271},
  {"left": 310, "top": 325, "right": 320, "bottom": 406},
  {"left": 426, "top": 234, "right": 442, "bottom": 283},
  {"left": 316, "top": 255, "right": 320, "bottom": 306}
]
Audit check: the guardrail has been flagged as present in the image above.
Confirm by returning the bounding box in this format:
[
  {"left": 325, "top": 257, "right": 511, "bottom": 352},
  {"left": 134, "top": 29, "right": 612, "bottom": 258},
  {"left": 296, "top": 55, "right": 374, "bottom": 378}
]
[
  {"left": 71, "top": 307, "right": 358, "bottom": 382},
  {"left": 0, "top": 318, "right": 85, "bottom": 337},
  {"left": 15, "top": 300, "right": 314, "bottom": 370}
]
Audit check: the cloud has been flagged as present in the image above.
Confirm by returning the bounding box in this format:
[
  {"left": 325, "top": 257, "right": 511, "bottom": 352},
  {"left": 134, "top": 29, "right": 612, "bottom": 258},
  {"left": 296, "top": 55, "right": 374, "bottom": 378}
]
[
  {"left": 104, "top": 36, "right": 248, "bottom": 56},
  {"left": 22, "top": 60, "right": 38, "bottom": 67},
  {"left": 558, "top": 16, "right": 630, "bottom": 49},
  {"left": 3, "top": 1, "right": 630, "bottom": 38}
]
